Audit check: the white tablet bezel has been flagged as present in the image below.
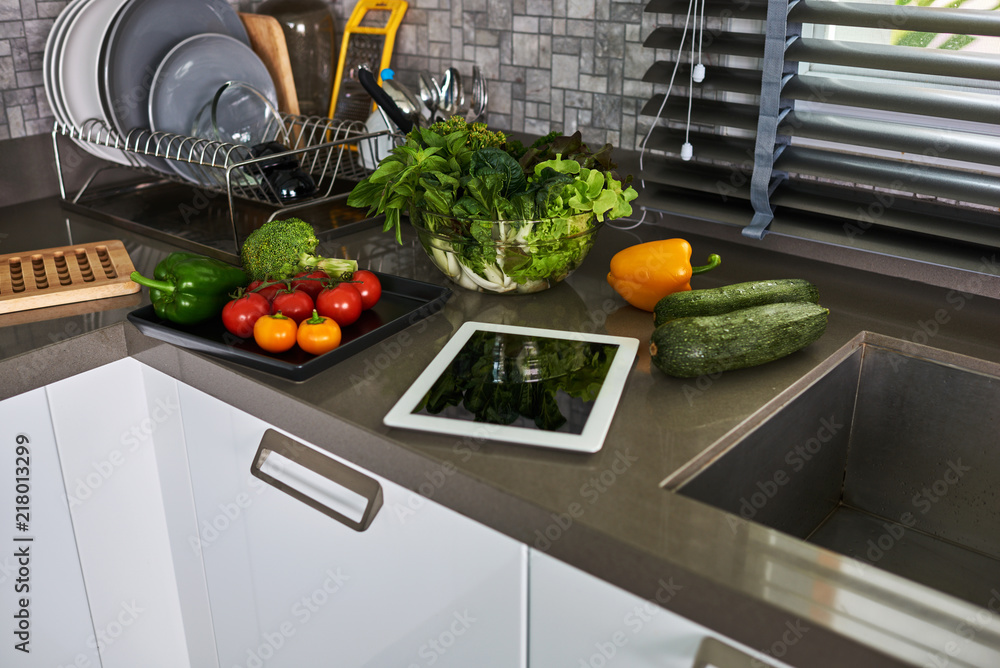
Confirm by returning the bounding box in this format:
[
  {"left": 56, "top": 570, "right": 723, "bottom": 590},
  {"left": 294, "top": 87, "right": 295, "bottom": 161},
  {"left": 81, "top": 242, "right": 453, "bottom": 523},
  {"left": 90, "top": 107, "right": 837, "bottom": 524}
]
[{"left": 384, "top": 321, "right": 639, "bottom": 453}]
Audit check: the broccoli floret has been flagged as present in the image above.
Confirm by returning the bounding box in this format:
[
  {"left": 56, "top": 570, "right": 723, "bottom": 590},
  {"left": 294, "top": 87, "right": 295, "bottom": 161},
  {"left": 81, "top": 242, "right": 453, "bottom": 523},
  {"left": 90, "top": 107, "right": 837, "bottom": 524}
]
[
  {"left": 240, "top": 217, "right": 357, "bottom": 282},
  {"left": 413, "top": 116, "right": 507, "bottom": 151}
]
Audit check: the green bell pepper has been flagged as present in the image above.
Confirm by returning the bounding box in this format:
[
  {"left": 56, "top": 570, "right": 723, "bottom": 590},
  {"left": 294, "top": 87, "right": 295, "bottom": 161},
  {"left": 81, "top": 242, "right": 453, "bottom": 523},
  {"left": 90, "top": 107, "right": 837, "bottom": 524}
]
[{"left": 130, "top": 252, "right": 248, "bottom": 325}]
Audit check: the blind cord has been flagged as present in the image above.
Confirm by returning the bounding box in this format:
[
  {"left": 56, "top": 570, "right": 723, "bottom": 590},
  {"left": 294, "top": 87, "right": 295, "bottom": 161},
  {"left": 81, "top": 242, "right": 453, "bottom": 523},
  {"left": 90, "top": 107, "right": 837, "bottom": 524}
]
[{"left": 639, "top": 0, "right": 696, "bottom": 175}]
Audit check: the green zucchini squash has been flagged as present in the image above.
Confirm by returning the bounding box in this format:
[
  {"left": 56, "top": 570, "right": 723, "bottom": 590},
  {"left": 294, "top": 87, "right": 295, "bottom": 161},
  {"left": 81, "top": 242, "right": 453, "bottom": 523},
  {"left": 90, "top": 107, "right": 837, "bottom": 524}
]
[
  {"left": 653, "top": 278, "right": 819, "bottom": 327},
  {"left": 650, "top": 302, "right": 829, "bottom": 378}
]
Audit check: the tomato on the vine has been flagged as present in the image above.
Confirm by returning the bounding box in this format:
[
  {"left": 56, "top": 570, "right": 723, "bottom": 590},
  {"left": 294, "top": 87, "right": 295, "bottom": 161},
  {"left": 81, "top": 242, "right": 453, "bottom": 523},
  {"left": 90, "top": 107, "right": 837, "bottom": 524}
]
[
  {"left": 253, "top": 313, "right": 298, "bottom": 353},
  {"left": 221, "top": 291, "right": 271, "bottom": 338},
  {"left": 271, "top": 288, "right": 314, "bottom": 323},
  {"left": 316, "top": 283, "right": 363, "bottom": 327},
  {"left": 291, "top": 270, "right": 328, "bottom": 301},
  {"left": 296, "top": 310, "right": 342, "bottom": 355},
  {"left": 247, "top": 279, "right": 284, "bottom": 303},
  {"left": 350, "top": 270, "right": 382, "bottom": 310}
]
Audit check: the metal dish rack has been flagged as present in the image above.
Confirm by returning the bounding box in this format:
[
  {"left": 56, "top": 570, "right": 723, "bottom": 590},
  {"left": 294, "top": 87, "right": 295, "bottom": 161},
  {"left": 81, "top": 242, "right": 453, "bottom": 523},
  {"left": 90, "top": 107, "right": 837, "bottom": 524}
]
[{"left": 51, "top": 113, "right": 395, "bottom": 252}]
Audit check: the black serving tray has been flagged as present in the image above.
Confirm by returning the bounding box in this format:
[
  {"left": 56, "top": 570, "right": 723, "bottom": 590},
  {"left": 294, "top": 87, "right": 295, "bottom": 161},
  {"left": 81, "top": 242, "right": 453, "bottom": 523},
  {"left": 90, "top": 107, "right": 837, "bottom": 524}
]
[{"left": 127, "top": 272, "right": 451, "bottom": 381}]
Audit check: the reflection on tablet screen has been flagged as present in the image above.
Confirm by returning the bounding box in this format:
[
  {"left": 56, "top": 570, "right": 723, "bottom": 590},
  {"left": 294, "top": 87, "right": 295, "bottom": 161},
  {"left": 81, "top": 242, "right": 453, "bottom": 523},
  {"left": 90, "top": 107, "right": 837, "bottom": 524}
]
[{"left": 412, "top": 330, "right": 620, "bottom": 434}]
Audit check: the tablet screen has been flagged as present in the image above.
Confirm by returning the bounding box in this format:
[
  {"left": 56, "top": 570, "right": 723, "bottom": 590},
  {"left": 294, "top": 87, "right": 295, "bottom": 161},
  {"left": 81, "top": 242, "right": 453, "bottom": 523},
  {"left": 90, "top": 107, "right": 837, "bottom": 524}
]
[{"left": 384, "top": 322, "right": 639, "bottom": 453}]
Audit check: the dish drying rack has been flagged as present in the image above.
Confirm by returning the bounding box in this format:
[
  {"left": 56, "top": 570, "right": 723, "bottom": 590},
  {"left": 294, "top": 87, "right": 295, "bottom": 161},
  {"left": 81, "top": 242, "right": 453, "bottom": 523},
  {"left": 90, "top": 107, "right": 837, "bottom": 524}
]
[{"left": 51, "top": 113, "right": 395, "bottom": 252}]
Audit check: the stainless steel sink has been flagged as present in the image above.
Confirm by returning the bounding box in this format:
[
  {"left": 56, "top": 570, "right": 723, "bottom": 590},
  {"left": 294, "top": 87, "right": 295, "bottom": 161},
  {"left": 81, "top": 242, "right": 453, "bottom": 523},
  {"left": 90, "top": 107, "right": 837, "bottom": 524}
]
[{"left": 663, "top": 332, "right": 1000, "bottom": 608}]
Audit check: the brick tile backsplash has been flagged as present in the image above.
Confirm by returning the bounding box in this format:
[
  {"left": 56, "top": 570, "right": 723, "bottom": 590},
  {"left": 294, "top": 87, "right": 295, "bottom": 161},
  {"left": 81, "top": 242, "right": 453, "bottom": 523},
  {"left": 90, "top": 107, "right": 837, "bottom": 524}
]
[{"left": 1, "top": 0, "right": 650, "bottom": 150}]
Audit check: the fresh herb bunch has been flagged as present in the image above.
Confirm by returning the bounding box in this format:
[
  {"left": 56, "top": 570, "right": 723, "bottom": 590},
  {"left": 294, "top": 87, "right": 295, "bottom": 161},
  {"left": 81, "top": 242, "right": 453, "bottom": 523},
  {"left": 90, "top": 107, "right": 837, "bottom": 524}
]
[{"left": 346, "top": 116, "right": 638, "bottom": 292}]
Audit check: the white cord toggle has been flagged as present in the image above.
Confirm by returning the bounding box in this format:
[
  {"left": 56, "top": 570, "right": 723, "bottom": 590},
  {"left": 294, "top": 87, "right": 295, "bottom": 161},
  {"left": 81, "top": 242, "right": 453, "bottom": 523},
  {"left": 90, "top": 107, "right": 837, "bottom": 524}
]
[
  {"left": 681, "top": 142, "right": 693, "bottom": 161},
  {"left": 693, "top": 63, "right": 706, "bottom": 82}
]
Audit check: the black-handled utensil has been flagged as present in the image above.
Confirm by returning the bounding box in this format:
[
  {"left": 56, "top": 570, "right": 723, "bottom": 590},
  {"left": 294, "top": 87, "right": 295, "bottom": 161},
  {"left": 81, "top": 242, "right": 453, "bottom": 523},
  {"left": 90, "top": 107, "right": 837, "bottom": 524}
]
[{"left": 356, "top": 65, "right": 413, "bottom": 134}]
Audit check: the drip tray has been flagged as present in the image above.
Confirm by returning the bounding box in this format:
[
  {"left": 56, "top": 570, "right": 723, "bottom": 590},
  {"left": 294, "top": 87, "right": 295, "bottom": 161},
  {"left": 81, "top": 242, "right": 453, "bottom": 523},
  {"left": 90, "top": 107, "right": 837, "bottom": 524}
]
[{"left": 663, "top": 332, "right": 1000, "bottom": 608}]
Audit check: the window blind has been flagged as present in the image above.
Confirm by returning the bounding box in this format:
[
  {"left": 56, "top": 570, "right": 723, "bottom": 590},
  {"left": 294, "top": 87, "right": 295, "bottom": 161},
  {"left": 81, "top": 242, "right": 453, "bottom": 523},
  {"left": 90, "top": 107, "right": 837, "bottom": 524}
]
[{"left": 640, "top": 0, "right": 1000, "bottom": 248}]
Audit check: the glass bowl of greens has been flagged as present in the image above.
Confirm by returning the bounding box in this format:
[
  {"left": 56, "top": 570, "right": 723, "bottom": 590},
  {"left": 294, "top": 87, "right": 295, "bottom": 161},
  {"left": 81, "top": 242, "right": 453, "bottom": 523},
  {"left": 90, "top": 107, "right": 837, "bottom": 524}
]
[
  {"left": 347, "top": 117, "right": 638, "bottom": 294},
  {"left": 409, "top": 208, "right": 602, "bottom": 294}
]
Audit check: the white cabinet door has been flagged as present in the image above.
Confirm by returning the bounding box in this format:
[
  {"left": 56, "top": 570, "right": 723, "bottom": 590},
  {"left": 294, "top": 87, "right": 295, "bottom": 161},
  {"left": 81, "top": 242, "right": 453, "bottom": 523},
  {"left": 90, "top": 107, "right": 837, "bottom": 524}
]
[
  {"left": 45, "top": 359, "right": 196, "bottom": 668},
  {"left": 0, "top": 387, "right": 101, "bottom": 668},
  {"left": 177, "top": 381, "right": 527, "bottom": 668},
  {"left": 529, "top": 549, "right": 792, "bottom": 668}
]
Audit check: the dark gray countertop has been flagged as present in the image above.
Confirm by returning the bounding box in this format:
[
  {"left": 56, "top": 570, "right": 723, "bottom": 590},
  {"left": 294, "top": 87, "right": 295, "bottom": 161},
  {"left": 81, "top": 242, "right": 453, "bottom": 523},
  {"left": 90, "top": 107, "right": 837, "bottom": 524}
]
[{"left": 3, "top": 193, "right": 1000, "bottom": 668}]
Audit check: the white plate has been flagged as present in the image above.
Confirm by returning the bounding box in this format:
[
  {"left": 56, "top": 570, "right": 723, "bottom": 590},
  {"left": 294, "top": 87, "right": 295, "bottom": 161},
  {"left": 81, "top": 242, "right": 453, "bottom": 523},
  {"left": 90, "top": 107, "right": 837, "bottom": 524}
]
[
  {"left": 384, "top": 322, "right": 639, "bottom": 453},
  {"left": 359, "top": 110, "right": 395, "bottom": 171},
  {"left": 42, "top": 0, "right": 87, "bottom": 126},
  {"left": 58, "top": 0, "right": 133, "bottom": 165},
  {"left": 102, "top": 0, "right": 249, "bottom": 172},
  {"left": 148, "top": 33, "right": 277, "bottom": 185}
]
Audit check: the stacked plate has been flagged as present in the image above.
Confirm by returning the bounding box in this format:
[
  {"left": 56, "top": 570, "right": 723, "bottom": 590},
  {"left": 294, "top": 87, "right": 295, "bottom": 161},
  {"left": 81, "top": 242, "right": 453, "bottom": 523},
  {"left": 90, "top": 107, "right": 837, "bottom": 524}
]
[{"left": 44, "top": 0, "right": 279, "bottom": 184}]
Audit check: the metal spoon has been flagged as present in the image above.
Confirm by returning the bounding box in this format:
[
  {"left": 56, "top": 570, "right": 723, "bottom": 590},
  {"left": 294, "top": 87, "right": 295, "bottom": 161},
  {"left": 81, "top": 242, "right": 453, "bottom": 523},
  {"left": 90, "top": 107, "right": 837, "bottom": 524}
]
[
  {"left": 439, "top": 68, "right": 455, "bottom": 117},
  {"left": 466, "top": 65, "right": 488, "bottom": 122},
  {"left": 449, "top": 67, "right": 464, "bottom": 116},
  {"left": 418, "top": 72, "right": 438, "bottom": 117}
]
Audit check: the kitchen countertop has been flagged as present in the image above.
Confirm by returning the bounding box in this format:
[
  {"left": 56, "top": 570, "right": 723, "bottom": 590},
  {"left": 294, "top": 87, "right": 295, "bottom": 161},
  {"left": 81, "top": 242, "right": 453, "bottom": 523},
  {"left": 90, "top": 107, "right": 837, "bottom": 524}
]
[{"left": 3, "top": 191, "right": 1000, "bottom": 668}]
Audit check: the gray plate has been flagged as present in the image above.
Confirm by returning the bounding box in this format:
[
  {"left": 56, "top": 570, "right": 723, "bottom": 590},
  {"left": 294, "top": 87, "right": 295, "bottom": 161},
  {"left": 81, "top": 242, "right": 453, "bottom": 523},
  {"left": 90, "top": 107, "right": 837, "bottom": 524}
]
[
  {"left": 147, "top": 33, "right": 277, "bottom": 185},
  {"left": 101, "top": 0, "right": 249, "bottom": 172}
]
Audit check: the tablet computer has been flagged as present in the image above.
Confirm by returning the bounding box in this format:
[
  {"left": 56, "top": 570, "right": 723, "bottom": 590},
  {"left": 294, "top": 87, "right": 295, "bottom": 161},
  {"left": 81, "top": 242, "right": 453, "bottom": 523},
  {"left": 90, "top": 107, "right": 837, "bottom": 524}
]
[{"left": 384, "top": 321, "right": 639, "bottom": 453}]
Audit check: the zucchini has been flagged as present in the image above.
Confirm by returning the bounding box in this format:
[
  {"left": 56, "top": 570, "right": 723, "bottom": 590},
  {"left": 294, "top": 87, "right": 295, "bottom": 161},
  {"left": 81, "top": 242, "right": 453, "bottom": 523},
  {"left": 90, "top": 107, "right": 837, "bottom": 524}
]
[
  {"left": 650, "top": 302, "right": 829, "bottom": 378},
  {"left": 653, "top": 278, "right": 819, "bottom": 327}
]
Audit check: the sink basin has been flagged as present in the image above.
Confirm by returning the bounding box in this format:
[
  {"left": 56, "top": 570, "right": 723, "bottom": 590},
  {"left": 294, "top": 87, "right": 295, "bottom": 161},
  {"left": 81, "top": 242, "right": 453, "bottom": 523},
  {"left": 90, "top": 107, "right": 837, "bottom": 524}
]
[{"left": 663, "top": 332, "right": 1000, "bottom": 607}]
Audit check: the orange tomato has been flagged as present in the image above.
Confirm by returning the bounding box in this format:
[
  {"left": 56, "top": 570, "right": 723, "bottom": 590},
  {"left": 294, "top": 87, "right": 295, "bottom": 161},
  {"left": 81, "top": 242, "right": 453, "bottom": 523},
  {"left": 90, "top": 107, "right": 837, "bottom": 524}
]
[
  {"left": 253, "top": 312, "right": 298, "bottom": 353},
  {"left": 296, "top": 310, "right": 342, "bottom": 355}
]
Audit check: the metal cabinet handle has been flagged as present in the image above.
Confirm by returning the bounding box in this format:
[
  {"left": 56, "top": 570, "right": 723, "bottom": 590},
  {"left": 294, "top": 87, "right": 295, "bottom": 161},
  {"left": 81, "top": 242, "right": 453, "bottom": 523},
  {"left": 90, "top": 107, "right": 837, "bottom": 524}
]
[
  {"left": 251, "top": 429, "right": 383, "bottom": 532},
  {"left": 692, "top": 636, "right": 777, "bottom": 668}
]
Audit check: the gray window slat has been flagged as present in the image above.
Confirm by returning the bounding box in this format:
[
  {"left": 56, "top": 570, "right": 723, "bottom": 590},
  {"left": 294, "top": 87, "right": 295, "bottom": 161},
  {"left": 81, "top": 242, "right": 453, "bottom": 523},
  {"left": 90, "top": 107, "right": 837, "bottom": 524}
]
[
  {"left": 639, "top": 0, "right": 1000, "bottom": 247},
  {"left": 645, "top": 0, "right": 1000, "bottom": 37},
  {"left": 644, "top": 28, "right": 1000, "bottom": 81},
  {"left": 784, "top": 74, "right": 1000, "bottom": 125},
  {"left": 640, "top": 97, "right": 1000, "bottom": 167}
]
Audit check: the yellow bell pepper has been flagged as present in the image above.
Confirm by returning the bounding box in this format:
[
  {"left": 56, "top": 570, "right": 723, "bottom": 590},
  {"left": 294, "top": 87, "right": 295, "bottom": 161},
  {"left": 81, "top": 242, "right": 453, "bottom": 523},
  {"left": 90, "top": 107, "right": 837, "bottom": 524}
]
[{"left": 607, "top": 239, "right": 721, "bottom": 312}]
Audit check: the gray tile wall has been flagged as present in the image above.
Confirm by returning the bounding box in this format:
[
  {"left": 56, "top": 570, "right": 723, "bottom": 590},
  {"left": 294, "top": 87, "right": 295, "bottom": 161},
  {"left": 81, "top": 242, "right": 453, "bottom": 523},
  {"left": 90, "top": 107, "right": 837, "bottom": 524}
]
[
  {"left": 384, "top": 0, "right": 655, "bottom": 149},
  {"left": 1, "top": 0, "right": 656, "bottom": 150}
]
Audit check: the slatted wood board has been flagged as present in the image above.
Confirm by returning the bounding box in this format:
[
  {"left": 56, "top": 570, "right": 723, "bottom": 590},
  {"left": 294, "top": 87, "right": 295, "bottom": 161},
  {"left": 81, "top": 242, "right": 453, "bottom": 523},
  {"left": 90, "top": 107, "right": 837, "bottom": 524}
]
[{"left": 0, "top": 240, "right": 140, "bottom": 314}]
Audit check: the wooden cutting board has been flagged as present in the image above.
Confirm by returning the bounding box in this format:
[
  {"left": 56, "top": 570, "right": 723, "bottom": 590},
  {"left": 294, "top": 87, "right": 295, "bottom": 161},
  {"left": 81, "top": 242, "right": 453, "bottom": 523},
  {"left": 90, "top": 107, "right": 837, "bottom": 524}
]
[
  {"left": 0, "top": 240, "right": 141, "bottom": 314},
  {"left": 239, "top": 12, "right": 300, "bottom": 116}
]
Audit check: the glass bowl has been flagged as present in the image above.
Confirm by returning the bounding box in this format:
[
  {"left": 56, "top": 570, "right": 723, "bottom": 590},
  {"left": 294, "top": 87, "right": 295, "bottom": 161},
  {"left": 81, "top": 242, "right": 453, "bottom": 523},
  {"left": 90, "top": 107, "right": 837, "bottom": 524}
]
[
  {"left": 409, "top": 208, "right": 602, "bottom": 294},
  {"left": 191, "top": 80, "right": 283, "bottom": 146}
]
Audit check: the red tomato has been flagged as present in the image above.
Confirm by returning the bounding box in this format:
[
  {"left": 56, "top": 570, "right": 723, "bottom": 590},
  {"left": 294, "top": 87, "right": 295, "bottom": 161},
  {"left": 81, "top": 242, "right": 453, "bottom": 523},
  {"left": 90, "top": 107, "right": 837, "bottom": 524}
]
[
  {"left": 291, "top": 270, "right": 328, "bottom": 301},
  {"left": 316, "top": 283, "right": 363, "bottom": 327},
  {"left": 271, "top": 289, "right": 314, "bottom": 323},
  {"left": 247, "top": 279, "right": 283, "bottom": 303},
  {"left": 350, "top": 270, "right": 382, "bottom": 310},
  {"left": 221, "top": 292, "right": 271, "bottom": 338}
]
